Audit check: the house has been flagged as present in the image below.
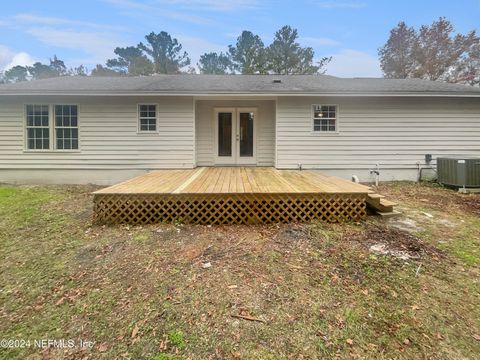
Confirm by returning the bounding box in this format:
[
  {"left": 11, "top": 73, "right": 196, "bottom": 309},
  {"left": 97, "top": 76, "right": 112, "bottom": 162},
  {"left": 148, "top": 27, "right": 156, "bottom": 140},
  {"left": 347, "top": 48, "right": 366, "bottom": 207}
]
[{"left": 0, "top": 74, "right": 479, "bottom": 185}]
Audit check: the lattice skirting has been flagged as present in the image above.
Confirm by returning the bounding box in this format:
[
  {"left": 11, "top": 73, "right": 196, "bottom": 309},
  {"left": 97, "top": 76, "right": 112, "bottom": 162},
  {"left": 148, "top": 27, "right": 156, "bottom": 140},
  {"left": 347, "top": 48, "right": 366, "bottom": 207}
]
[{"left": 93, "top": 193, "right": 367, "bottom": 225}]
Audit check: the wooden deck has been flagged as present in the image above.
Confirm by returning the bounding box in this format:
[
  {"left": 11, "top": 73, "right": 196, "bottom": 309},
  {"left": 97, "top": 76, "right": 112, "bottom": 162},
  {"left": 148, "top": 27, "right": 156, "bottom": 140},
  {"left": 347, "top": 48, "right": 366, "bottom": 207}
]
[{"left": 93, "top": 167, "right": 374, "bottom": 225}]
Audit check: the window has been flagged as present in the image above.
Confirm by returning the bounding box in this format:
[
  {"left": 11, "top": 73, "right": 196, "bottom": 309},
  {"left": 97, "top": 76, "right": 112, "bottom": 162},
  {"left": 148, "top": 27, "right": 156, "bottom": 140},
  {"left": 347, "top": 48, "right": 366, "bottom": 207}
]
[
  {"left": 55, "top": 105, "right": 79, "bottom": 150},
  {"left": 138, "top": 104, "right": 157, "bottom": 132},
  {"left": 26, "top": 105, "right": 50, "bottom": 150},
  {"left": 313, "top": 105, "right": 337, "bottom": 132}
]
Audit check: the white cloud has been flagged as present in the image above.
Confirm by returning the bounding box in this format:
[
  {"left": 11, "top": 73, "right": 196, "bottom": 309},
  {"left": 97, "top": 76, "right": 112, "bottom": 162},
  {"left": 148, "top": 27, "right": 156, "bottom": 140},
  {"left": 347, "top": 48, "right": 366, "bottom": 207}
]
[
  {"left": 0, "top": 13, "right": 132, "bottom": 68},
  {"left": 25, "top": 27, "right": 127, "bottom": 65},
  {"left": 104, "top": 0, "right": 211, "bottom": 24},
  {"left": 300, "top": 36, "right": 340, "bottom": 47},
  {"left": 160, "top": 0, "right": 259, "bottom": 11},
  {"left": 325, "top": 49, "right": 381, "bottom": 77},
  {"left": 0, "top": 45, "right": 36, "bottom": 71},
  {"left": 316, "top": 1, "right": 366, "bottom": 9},
  {"left": 4, "top": 52, "right": 36, "bottom": 70},
  {"left": 12, "top": 13, "right": 125, "bottom": 31}
]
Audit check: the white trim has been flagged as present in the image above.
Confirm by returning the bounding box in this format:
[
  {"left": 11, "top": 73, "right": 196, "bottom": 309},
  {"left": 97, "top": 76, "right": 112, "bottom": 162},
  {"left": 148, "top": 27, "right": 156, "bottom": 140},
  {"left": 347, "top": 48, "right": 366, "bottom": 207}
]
[
  {"left": 192, "top": 97, "right": 196, "bottom": 167},
  {"left": 23, "top": 103, "right": 82, "bottom": 152},
  {"left": 213, "top": 107, "right": 258, "bottom": 165},
  {"left": 23, "top": 104, "right": 51, "bottom": 151},
  {"left": 274, "top": 96, "right": 278, "bottom": 168},
  {"left": 311, "top": 104, "right": 340, "bottom": 134},
  {"left": 53, "top": 104, "right": 81, "bottom": 152},
  {"left": 137, "top": 103, "right": 159, "bottom": 134},
  {"left": 236, "top": 107, "right": 257, "bottom": 166},
  {"left": 213, "top": 107, "right": 236, "bottom": 165}
]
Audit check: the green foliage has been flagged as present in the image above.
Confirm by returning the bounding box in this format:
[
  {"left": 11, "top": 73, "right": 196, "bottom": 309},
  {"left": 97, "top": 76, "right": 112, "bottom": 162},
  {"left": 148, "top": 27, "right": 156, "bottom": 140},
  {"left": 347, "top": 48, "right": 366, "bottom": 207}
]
[
  {"left": 1, "top": 26, "right": 336, "bottom": 80},
  {"left": 150, "top": 354, "right": 171, "bottom": 360},
  {"left": 379, "top": 17, "right": 479, "bottom": 84},
  {"left": 267, "top": 25, "right": 330, "bottom": 74},
  {"left": 228, "top": 30, "right": 268, "bottom": 74},
  {"left": 198, "top": 52, "right": 232, "bottom": 74},
  {"left": 226, "top": 26, "right": 330, "bottom": 75},
  {"left": 167, "top": 330, "right": 186, "bottom": 349},
  {"left": 3, "top": 55, "right": 77, "bottom": 83},
  {"left": 90, "top": 64, "right": 123, "bottom": 77},
  {"left": 138, "top": 31, "right": 191, "bottom": 74},
  {"left": 29, "top": 55, "right": 68, "bottom": 80},
  {"left": 70, "top": 64, "right": 88, "bottom": 76},
  {"left": 4, "top": 65, "right": 29, "bottom": 82},
  {"left": 49, "top": 55, "right": 68, "bottom": 76},
  {"left": 107, "top": 46, "right": 154, "bottom": 75}
]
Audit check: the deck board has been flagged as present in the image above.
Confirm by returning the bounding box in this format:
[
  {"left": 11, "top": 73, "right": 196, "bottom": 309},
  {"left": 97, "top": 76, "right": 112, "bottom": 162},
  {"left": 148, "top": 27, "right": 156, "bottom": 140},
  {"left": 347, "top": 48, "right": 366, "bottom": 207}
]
[
  {"left": 93, "top": 167, "right": 374, "bottom": 225},
  {"left": 94, "top": 167, "right": 373, "bottom": 195}
]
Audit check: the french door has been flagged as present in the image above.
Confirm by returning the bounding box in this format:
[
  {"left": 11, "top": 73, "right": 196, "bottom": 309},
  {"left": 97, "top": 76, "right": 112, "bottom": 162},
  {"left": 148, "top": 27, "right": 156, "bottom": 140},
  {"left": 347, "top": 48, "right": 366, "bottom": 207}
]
[{"left": 214, "top": 108, "right": 256, "bottom": 165}]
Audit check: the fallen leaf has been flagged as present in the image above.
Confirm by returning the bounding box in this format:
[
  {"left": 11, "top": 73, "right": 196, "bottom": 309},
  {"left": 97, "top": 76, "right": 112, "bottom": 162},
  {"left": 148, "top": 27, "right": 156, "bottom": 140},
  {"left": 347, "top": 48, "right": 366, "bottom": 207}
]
[
  {"left": 346, "top": 338, "right": 354, "bottom": 345},
  {"left": 131, "top": 324, "right": 139, "bottom": 338},
  {"left": 98, "top": 343, "right": 108, "bottom": 352},
  {"left": 403, "top": 338, "right": 410, "bottom": 345},
  {"left": 473, "top": 334, "right": 480, "bottom": 341},
  {"left": 55, "top": 297, "right": 65, "bottom": 306}
]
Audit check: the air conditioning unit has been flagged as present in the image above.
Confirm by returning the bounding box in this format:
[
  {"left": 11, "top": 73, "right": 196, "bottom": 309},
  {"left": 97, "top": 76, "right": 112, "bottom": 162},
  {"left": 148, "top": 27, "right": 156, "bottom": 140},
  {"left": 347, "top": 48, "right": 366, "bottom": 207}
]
[{"left": 437, "top": 157, "right": 480, "bottom": 188}]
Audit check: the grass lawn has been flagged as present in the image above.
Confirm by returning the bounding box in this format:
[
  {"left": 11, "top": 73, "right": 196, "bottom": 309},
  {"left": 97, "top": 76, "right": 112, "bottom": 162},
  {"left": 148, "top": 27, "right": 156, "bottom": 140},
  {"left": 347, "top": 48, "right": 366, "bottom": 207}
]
[{"left": 0, "top": 182, "right": 479, "bottom": 359}]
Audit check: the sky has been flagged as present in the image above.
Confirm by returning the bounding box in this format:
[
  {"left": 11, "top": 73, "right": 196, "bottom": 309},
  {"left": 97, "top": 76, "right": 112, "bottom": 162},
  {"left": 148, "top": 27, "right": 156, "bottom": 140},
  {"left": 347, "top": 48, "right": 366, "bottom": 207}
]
[{"left": 0, "top": 0, "right": 479, "bottom": 77}]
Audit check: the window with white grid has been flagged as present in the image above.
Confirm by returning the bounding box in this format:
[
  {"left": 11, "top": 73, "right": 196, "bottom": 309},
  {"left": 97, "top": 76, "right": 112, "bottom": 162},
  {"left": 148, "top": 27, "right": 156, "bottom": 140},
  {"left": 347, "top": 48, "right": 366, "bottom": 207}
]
[
  {"left": 55, "top": 105, "right": 79, "bottom": 150},
  {"left": 312, "top": 105, "right": 337, "bottom": 132},
  {"left": 138, "top": 104, "right": 157, "bottom": 132},
  {"left": 26, "top": 105, "right": 50, "bottom": 150}
]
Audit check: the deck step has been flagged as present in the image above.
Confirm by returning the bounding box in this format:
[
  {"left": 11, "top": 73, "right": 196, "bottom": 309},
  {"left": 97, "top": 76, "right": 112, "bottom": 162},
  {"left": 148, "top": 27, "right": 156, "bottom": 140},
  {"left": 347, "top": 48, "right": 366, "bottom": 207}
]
[
  {"left": 380, "top": 199, "right": 398, "bottom": 207},
  {"left": 366, "top": 193, "right": 398, "bottom": 213},
  {"left": 377, "top": 210, "right": 402, "bottom": 218}
]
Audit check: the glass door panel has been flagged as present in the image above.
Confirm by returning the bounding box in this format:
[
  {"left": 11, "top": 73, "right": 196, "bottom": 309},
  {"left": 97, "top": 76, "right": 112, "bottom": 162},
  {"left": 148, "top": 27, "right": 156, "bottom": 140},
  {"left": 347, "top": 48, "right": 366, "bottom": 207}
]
[
  {"left": 239, "top": 112, "right": 254, "bottom": 157},
  {"left": 218, "top": 112, "right": 232, "bottom": 157}
]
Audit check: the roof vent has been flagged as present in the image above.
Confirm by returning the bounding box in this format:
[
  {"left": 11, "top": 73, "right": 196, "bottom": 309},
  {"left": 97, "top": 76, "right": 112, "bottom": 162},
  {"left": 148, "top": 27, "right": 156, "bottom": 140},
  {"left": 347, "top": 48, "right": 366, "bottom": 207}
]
[{"left": 273, "top": 79, "right": 282, "bottom": 83}]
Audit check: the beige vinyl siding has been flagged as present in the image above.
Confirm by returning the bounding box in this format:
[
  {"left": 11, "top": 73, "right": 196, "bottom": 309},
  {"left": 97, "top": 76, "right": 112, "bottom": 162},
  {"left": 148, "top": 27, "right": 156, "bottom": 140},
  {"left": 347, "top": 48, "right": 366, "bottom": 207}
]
[
  {"left": 195, "top": 100, "right": 275, "bottom": 166},
  {"left": 276, "top": 96, "right": 480, "bottom": 172},
  {"left": 0, "top": 96, "right": 195, "bottom": 169}
]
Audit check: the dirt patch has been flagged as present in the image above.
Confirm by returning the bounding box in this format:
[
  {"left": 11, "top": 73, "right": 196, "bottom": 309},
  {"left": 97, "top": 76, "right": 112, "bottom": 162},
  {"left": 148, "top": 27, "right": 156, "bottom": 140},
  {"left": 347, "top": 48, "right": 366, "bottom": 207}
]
[
  {"left": 461, "top": 195, "right": 480, "bottom": 215},
  {"left": 349, "top": 225, "right": 442, "bottom": 260},
  {"left": 76, "top": 241, "right": 126, "bottom": 265},
  {"left": 376, "top": 182, "right": 480, "bottom": 216},
  {"left": 275, "top": 224, "right": 310, "bottom": 243}
]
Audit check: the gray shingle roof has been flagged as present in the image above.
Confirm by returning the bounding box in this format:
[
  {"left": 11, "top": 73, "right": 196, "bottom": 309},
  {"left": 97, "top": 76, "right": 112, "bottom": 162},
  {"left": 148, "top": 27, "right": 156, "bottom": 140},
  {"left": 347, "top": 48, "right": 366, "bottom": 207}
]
[{"left": 0, "top": 74, "right": 479, "bottom": 96}]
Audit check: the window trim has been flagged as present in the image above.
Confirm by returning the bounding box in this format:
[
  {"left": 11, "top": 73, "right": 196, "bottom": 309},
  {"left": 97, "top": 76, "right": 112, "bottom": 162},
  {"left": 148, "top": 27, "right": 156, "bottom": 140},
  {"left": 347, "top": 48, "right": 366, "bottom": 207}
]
[
  {"left": 311, "top": 104, "right": 340, "bottom": 135},
  {"left": 137, "top": 103, "right": 159, "bottom": 134},
  {"left": 23, "top": 103, "right": 81, "bottom": 152},
  {"left": 53, "top": 104, "right": 80, "bottom": 152},
  {"left": 24, "top": 104, "right": 52, "bottom": 152}
]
